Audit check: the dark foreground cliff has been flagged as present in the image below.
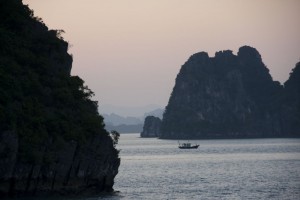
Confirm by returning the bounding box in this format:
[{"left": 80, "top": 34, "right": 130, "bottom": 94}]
[
  {"left": 161, "top": 46, "right": 300, "bottom": 139},
  {"left": 0, "top": 0, "right": 119, "bottom": 197}
]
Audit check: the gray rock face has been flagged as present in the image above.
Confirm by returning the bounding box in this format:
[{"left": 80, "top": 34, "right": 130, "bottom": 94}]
[
  {"left": 281, "top": 62, "right": 300, "bottom": 135},
  {"left": 141, "top": 116, "right": 162, "bottom": 137},
  {"left": 0, "top": 132, "right": 120, "bottom": 196},
  {"left": 161, "top": 46, "right": 299, "bottom": 139},
  {"left": 0, "top": 131, "right": 18, "bottom": 181}
]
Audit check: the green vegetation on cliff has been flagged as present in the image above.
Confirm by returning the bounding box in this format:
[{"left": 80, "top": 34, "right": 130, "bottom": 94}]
[
  {"left": 0, "top": 0, "right": 107, "bottom": 164},
  {"left": 0, "top": 0, "right": 119, "bottom": 196}
]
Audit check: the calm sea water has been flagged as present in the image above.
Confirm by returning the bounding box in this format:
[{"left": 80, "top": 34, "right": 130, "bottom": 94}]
[
  {"left": 110, "top": 133, "right": 300, "bottom": 200},
  {"left": 17, "top": 134, "right": 300, "bottom": 200}
]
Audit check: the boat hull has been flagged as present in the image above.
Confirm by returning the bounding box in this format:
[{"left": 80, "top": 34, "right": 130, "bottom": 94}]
[{"left": 178, "top": 145, "right": 199, "bottom": 149}]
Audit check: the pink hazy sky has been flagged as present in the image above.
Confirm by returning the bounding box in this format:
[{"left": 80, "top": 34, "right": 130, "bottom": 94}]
[{"left": 23, "top": 0, "right": 300, "bottom": 108}]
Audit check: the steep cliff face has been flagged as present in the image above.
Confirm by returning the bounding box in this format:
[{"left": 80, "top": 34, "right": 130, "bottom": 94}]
[
  {"left": 141, "top": 116, "right": 161, "bottom": 138},
  {"left": 281, "top": 62, "right": 300, "bottom": 136},
  {"left": 0, "top": 132, "right": 120, "bottom": 196},
  {"left": 160, "top": 46, "right": 293, "bottom": 139},
  {"left": 0, "top": 0, "right": 119, "bottom": 196}
]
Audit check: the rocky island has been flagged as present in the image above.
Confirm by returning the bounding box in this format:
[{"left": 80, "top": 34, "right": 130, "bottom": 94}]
[
  {"left": 160, "top": 46, "right": 300, "bottom": 139},
  {"left": 0, "top": 0, "right": 119, "bottom": 197},
  {"left": 141, "top": 116, "right": 161, "bottom": 138}
]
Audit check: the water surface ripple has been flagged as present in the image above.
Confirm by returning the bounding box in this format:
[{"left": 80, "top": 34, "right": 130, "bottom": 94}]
[{"left": 112, "top": 134, "right": 300, "bottom": 200}]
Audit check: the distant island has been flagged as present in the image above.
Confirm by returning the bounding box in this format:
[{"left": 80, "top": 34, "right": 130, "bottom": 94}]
[
  {"left": 141, "top": 116, "right": 162, "bottom": 138},
  {"left": 160, "top": 46, "right": 300, "bottom": 139},
  {"left": 0, "top": 0, "right": 119, "bottom": 197},
  {"left": 103, "top": 108, "right": 163, "bottom": 133}
]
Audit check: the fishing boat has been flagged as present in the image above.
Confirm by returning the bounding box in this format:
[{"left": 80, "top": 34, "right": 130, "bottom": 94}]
[{"left": 178, "top": 142, "right": 199, "bottom": 149}]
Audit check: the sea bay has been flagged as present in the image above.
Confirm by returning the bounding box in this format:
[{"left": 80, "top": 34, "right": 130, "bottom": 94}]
[
  {"left": 13, "top": 134, "right": 300, "bottom": 200},
  {"left": 112, "top": 134, "right": 300, "bottom": 200}
]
